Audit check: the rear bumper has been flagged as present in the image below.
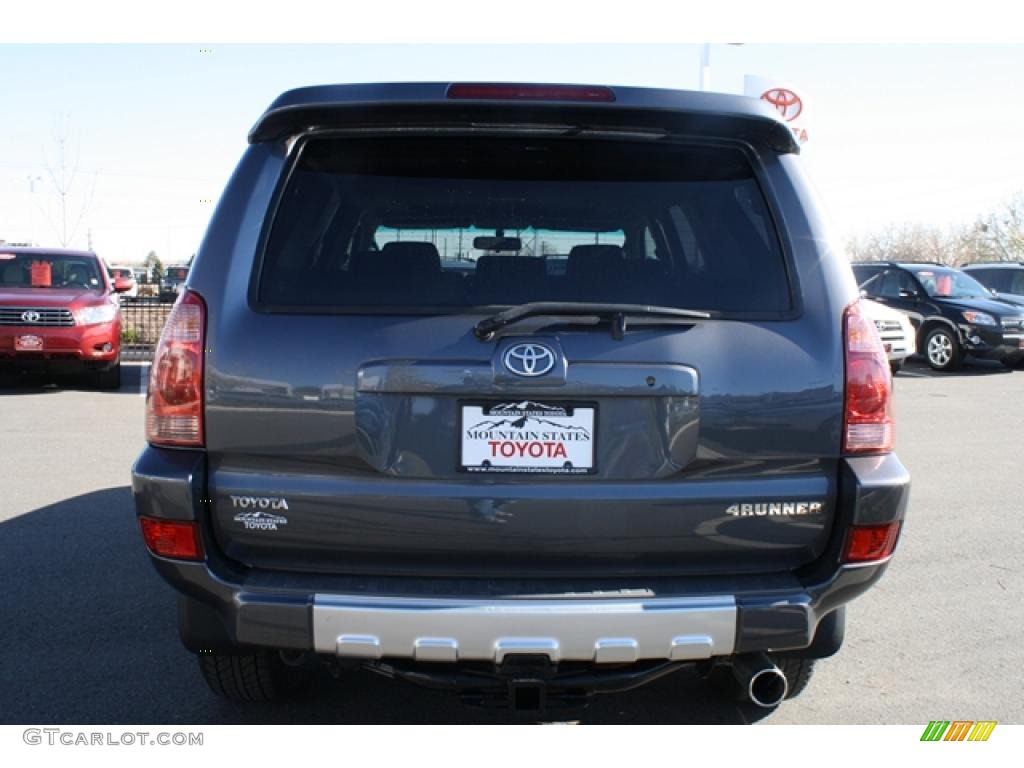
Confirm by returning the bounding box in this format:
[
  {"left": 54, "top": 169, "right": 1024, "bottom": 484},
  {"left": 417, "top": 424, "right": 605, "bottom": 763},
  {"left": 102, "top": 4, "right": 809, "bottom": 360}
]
[
  {"left": 132, "top": 447, "right": 910, "bottom": 661},
  {"left": 312, "top": 593, "right": 736, "bottom": 663}
]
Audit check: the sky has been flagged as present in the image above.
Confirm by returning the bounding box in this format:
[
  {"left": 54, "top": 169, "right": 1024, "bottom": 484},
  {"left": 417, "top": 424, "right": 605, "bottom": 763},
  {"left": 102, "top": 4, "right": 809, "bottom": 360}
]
[{"left": 2, "top": 43, "right": 1023, "bottom": 263}]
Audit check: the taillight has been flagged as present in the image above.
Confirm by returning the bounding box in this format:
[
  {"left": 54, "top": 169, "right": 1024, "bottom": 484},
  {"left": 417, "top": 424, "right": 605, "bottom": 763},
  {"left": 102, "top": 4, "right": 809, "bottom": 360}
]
[
  {"left": 146, "top": 290, "right": 205, "bottom": 446},
  {"left": 843, "top": 300, "right": 894, "bottom": 453},
  {"left": 446, "top": 83, "right": 616, "bottom": 102},
  {"left": 139, "top": 517, "right": 204, "bottom": 560},
  {"left": 842, "top": 522, "right": 901, "bottom": 563}
]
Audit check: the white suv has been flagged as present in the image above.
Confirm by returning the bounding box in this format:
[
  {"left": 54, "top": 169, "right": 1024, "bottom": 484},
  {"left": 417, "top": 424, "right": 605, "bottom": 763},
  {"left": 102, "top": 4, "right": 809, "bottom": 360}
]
[{"left": 861, "top": 298, "right": 915, "bottom": 374}]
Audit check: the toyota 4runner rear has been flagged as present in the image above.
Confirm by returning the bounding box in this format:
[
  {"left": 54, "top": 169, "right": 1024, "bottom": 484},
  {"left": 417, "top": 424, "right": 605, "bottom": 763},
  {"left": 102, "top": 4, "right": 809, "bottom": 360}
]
[{"left": 131, "top": 82, "right": 910, "bottom": 715}]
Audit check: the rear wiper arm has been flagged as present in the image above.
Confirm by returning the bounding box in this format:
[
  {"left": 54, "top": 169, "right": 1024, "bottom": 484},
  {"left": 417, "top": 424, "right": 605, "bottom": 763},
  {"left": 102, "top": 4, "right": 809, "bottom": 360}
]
[{"left": 473, "top": 301, "right": 711, "bottom": 341}]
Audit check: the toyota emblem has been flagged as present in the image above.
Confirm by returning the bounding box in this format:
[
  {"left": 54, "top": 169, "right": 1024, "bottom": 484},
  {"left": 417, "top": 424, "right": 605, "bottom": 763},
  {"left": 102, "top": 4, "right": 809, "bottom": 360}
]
[
  {"left": 760, "top": 88, "right": 803, "bottom": 122},
  {"left": 21, "top": 310, "right": 41, "bottom": 323},
  {"left": 503, "top": 343, "right": 556, "bottom": 377}
]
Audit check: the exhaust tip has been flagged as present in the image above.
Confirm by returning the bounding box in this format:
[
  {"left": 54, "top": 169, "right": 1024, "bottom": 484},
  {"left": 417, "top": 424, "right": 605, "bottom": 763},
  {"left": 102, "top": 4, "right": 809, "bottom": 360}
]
[
  {"left": 730, "top": 653, "right": 789, "bottom": 709},
  {"left": 748, "top": 667, "right": 788, "bottom": 709}
]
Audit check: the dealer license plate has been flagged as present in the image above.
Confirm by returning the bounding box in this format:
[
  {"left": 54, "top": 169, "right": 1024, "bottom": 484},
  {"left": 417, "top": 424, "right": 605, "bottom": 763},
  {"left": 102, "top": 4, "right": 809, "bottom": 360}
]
[
  {"left": 460, "top": 400, "right": 595, "bottom": 474},
  {"left": 15, "top": 335, "right": 44, "bottom": 351}
]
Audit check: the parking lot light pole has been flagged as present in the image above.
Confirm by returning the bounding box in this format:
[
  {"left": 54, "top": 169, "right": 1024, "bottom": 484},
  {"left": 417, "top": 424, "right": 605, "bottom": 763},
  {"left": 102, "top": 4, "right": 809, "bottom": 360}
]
[{"left": 699, "top": 43, "right": 743, "bottom": 92}]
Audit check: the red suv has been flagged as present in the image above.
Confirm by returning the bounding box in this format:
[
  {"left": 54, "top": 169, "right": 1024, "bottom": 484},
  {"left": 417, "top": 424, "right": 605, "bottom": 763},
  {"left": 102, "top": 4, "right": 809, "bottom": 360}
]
[{"left": 0, "top": 247, "right": 133, "bottom": 388}]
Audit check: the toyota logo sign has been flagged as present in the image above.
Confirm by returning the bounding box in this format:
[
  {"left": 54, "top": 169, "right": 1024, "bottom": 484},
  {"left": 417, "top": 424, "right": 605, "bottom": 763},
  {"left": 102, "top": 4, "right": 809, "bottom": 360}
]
[
  {"left": 761, "top": 88, "right": 803, "bottom": 122},
  {"left": 21, "top": 310, "right": 41, "bottom": 323},
  {"left": 503, "top": 343, "right": 556, "bottom": 377}
]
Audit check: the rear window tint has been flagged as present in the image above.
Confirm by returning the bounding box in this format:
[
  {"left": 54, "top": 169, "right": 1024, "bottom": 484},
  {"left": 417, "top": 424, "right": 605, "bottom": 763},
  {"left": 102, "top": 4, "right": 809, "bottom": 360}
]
[{"left": 258, "top": 136, "right": 792, "bottom": 314}]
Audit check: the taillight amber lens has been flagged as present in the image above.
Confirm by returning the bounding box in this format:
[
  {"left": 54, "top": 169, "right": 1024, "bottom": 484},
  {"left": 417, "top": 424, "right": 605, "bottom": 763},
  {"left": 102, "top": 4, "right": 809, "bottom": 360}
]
[{"left": 146, "top": 290, "right": 205, "bottom": 446}]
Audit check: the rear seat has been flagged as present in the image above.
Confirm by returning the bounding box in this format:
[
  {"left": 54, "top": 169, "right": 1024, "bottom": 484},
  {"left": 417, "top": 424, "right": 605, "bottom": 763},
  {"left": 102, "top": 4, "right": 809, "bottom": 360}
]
[
  {"left": 565, "top": 244, "right": 668, "bottom": 303},
  {"left": 350, "top": 242, "right": 442, "bottom": 280},
  {"left": 566, "top": 244, "right": 625, "bottom": 286},
  {"left": 567, "top": 244, "right": 683, "bottom": 304},
  {"left": 474, "top": 255, "right": 547, "bottom": 304},
  {"left": 344, "top": 242, "right": 462, "bottom": 304},
  {"left": 317, "top": 241, "right": 673, "bottom": 307}
]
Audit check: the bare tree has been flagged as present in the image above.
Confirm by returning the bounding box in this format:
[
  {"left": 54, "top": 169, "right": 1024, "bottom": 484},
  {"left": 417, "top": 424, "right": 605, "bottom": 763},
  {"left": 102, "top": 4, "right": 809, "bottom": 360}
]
[
  {"left": 846, "top": 223, "right": 958, "bottom": 265},
  {"left": 37, "top": 114, "right": 96, "bottom": 248},
  {"left": 968, "top": 193, "right": 1024, "bottom": 262},
  {"left": 847, "top": 221, "right": 1002, "bottom": 267}
]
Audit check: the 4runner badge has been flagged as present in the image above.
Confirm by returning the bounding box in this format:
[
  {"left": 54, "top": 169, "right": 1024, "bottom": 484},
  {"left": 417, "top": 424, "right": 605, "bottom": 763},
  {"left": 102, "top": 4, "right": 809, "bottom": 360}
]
[
  {"left": 231, "top": 495, "right": 290, "bottom": 530},
  {"left": 726, "top": 501, "right": 823, "bottom": 517}
]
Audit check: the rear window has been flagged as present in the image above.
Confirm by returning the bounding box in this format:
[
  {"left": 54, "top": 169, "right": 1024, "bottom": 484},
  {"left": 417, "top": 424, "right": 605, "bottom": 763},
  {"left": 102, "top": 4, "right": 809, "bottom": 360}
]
[
  {"left": 851, "top": 264, "right": 883, "bottom": 287},
  {"left": 257, "top": 136, "right": 792, "bottom": 314},
  {"left": 971, "top": 268, "right": 1024, "bottom": 294}
]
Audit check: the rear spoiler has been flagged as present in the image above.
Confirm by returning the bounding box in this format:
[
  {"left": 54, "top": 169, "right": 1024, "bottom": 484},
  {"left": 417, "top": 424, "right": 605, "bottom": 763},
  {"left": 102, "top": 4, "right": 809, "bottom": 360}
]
[{"left": 248, "top": 82, "right": 800, "bottom": 154}]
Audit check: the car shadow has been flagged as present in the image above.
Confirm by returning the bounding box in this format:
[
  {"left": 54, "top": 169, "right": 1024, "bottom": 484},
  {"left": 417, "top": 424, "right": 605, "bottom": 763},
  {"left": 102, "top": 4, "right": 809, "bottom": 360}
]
[
  {"left": 0, "top": 487, "right": 771, "bottom": 725},
  {"left": 0, "top": 362, "right": 148, "bottom": 395},
  {"left": 896, "top": 357, "right": 1015, "bottom": 379}
]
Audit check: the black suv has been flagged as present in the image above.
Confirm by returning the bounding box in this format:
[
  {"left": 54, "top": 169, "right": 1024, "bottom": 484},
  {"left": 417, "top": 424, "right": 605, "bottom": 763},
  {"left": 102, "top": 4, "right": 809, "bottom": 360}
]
[
  {"left": 853, "top": 261, "right": 1024, "bottom": 371},
  {"left": 961, "top": 261, "right": 1024, "bottom": 309},
  {"left": 132, "top": 82, "right": 910, "bottom": 716}
]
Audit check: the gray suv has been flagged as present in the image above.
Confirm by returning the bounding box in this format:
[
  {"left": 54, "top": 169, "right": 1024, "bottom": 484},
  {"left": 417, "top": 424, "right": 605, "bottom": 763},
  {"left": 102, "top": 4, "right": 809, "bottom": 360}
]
[
  {"left": 132, "top": 82, "right": 909, "bottom": 715},
  {"left": 961, "top": 261, "right": 1024, "bottom": 308}
]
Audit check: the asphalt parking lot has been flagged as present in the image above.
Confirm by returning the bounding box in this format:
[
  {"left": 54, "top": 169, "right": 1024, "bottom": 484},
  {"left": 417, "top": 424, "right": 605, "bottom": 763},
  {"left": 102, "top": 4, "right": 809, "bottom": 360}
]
[{"left": 1, "top": 359, "right": 1022, "bottom": 725}]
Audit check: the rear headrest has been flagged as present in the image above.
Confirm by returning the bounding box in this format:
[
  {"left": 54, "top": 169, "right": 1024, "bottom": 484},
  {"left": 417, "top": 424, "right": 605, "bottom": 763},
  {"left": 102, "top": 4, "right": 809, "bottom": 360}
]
[
  {"left": 350, "top": 242, "right": 441, "bottom": 277},
  {"left": 567, "top": 244, "right": 624, "bottom": 280},
  {"left": 380, "top": 242, "right": 442, "bottom": 271},
  {"left": 475, "top": 255, "right": 546, "bottom": 285}
]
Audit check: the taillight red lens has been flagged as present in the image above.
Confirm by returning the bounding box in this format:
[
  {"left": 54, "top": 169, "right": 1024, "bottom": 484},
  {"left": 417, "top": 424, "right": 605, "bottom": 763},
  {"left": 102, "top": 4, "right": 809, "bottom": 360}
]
[
  {"left": 842, "top": 522, "right": 901, "bottom": 563},
  {"left": 446, "top": 83, "right": 616, "bottom": 102},
  {"left": 843, "top": 300, "right": 894, "bottom": 453},
  {"left": 139, "top": 517, "right": 204, "bottom": 560},
  {"left": 146, "top": 290, "right": 205, "bottom": 446}
]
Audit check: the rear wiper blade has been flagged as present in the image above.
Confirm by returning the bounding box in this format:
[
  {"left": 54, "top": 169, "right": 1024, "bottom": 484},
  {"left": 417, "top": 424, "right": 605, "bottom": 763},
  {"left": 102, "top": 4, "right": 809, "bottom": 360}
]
[{"left": 473, "top": 301, "right": 711, "bottom": 341}]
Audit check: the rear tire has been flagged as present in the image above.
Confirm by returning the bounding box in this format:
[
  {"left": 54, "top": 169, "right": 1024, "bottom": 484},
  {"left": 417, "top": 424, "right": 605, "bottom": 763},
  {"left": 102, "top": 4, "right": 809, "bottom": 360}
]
[
  {"left": 197, "top": 652, "right": 283, "bottom": 702},
  {"left": 90, "top": 362, "right": 121, "bottom": 390},
  {"left": 923, "top": 327, "right": 962, "bottom": 371},
  {"left": 775, "top": 657, "right": 816, "bottom": 700}
]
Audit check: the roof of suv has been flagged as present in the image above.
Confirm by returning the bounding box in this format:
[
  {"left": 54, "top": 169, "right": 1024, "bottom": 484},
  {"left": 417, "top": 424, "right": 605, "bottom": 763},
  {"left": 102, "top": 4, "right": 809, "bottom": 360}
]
[
  {"left": 962, "top": 262, "right": 1024, "bottom": 269},
  {"left": 248, "top": 81, "right": 801, "bottom": 153}
]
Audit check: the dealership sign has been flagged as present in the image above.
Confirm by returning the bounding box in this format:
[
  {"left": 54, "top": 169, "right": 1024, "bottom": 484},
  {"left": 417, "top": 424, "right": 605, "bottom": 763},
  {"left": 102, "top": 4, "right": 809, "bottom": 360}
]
[{"left": 745, "top": 75, "right": 810, "bottom": 144}]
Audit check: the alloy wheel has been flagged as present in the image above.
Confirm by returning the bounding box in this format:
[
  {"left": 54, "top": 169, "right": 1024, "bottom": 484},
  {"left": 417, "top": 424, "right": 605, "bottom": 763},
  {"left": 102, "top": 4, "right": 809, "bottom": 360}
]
[{"left": 927, "top": 332, "right": 953, "bottom": 368}]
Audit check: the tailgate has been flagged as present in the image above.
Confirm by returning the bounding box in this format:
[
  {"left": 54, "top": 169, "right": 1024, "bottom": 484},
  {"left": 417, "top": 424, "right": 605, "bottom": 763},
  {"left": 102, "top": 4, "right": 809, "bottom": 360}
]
[
  {"left": 200, "top": 127, "right": 843, "bottom": 578},
  {"left": 206, "top": 316, "right": 840, "bottom": 577}
]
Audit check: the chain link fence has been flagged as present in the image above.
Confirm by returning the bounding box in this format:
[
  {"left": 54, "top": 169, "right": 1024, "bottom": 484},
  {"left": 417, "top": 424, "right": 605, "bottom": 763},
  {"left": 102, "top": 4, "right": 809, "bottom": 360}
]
[{"left": 120, "top": 299, "right": 175, "bottom": 361}]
